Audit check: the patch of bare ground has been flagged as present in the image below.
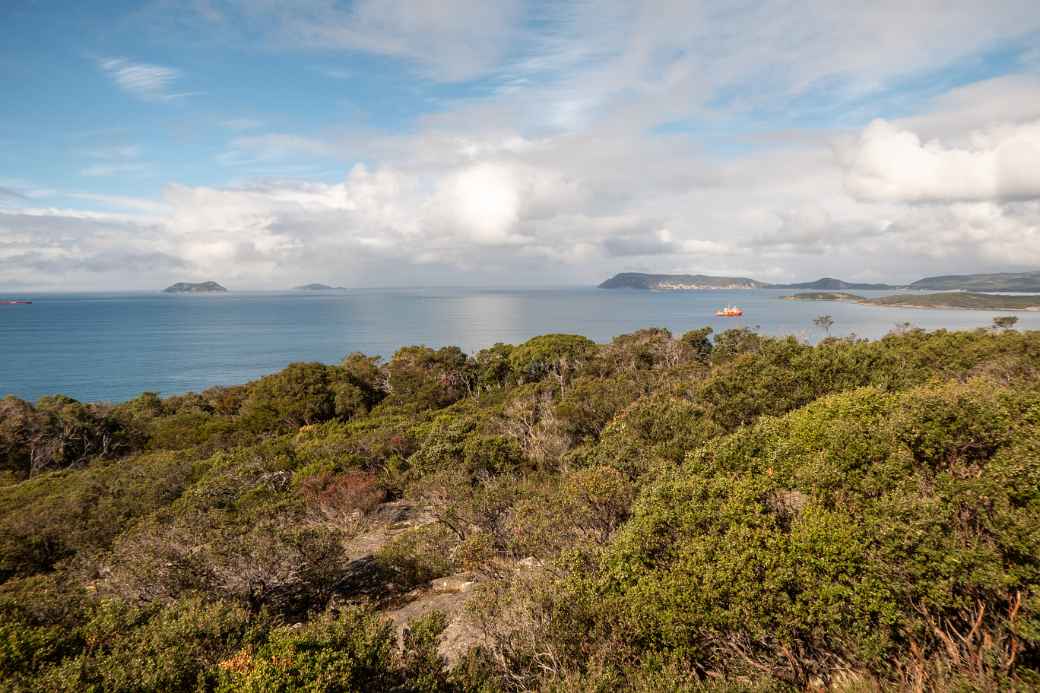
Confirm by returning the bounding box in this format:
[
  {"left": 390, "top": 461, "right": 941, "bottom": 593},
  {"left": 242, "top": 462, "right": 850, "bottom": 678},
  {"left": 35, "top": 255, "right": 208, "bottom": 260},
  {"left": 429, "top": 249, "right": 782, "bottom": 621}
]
[
  {"left": 330, "top": 500, "right": 436, "bottom": 599},
  {"left": 386, "top": 573, "right": 483, "bottom": 663},
  {"left": 327, "top": 500, "right": 486, "bottom": 662}
]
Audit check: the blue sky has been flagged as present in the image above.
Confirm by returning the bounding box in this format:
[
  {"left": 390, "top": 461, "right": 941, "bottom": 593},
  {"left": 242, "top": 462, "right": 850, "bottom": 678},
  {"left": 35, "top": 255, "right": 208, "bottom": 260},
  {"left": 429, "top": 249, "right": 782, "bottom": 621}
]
[
  {"left": 2, "top": 1, "right": 1040, "bottom": 289},
  {"left": 3, "top": 1, "right": 439, "bottom": 199}
]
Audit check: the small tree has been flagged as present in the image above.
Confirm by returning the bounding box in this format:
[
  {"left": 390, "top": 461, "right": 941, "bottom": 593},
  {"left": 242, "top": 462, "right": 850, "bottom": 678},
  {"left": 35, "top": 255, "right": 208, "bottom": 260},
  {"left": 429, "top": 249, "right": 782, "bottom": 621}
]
[
  {"left": 813, "top": 314, "right": 834, "bottom": 336},
  {"left": 508, "top": 334, "right": 595, "bottom": 395},
  {"left": 992, "top": 315, "right": 1019, "bottom": 331},
  {"left": 680, "top": 327, "right": 714, "bottom": 362}
]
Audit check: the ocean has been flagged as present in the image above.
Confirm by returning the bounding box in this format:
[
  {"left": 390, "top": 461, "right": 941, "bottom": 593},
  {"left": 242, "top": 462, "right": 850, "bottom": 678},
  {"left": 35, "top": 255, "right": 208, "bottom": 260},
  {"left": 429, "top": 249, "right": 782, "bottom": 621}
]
[{"left": 1, "top": 287, "right": 1036, "bottom": 403}]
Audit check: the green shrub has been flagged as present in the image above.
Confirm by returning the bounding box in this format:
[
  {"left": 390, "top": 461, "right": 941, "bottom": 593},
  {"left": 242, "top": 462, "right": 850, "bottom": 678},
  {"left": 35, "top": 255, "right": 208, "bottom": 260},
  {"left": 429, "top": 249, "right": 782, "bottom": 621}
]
[
  {"left": 377, "top": 524, "right": 458, "bottom": 589},
  {"left": 588, "top": 381, "right": 1040, "bottom": 686},
  {"left": 508, "top": 334, "right": 595, "bottom": 388},
  {"left": 215, "top": 608, "right": 398, "bottom": 692},
  {"left": 0, "top": 451, "right": 201, "bottom": 579},
  {"left": 462, "top": 435, "right": 524, "bottom": 478},
  {"left": 240, "top": 362, "right": 338, "bottom": 432},
  {"left": 384, "top": 346, "right": 474, "bottom": 410},
  {"left": 34, "top": 597, "right": 253, "bottom": 692}
]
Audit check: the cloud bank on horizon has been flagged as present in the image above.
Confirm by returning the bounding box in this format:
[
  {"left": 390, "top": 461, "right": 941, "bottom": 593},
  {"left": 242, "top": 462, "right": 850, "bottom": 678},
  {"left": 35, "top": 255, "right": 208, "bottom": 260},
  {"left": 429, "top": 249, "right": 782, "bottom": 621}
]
[{"left": 1, "top": 0, "right": 1039, "bottom": 290}]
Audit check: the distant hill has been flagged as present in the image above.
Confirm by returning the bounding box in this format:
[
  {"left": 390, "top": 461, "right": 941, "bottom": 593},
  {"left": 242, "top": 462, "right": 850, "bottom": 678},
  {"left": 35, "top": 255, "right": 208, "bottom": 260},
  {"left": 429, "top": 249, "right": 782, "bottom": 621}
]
[
  {"left": 599, "top": 272, "right": 899, "bottom": 291},
  {"left": 163, "top": 281, "right": 227, "bottom": 293},
  {"left": 870, "top": 292, "right": 1040, "bottom": 310},
  {"left": 786, "top": 291, "right": 1040, "bottom": 311},
  {"left": 599, "top": 272, "right": 769, "bottom": 290},
  {"left": 293, "top": 283, "right": 347, "bottom": 291},
  {"left": 773, "top": 277, "right": 900, "bottom": 291},
  {"left": 908, "top": 271, "right": 1040, "bottom": 292},
  {"left": 783, "top": 291, "right": 865, "bottom": 302}
]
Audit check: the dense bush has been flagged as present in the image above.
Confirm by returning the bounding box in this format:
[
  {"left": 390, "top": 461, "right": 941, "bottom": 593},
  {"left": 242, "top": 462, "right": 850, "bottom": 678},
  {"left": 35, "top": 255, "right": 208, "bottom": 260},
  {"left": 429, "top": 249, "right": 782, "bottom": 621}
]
[
  {"left": 3, "top": 326, "right": 1040, "bottom": 690},
  {"left": 0, "top": 395, "right": 141, "bottom": 481},
  {"left": 531, "top": 381, "right": 1040, "bottom": 688},
  {"left": 0, "top": 451, "right": 201, "bottom": 579},
  {"left": 508, "top": 334, "right": 595, "bottom": 391},
  {"left": 36, "top": 598, "right": 255, "bottom": 692},
  {"left": 240, "top": 362, "right": 339, "bottom": 432}
]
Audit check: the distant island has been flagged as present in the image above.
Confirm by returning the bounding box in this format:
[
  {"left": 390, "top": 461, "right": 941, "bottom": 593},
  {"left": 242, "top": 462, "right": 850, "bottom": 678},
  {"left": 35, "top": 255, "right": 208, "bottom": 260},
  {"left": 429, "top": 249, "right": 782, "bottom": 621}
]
[
  {"left": 293, "top": 283, "right": 348, "bottom": 291},
  {"left": 785, "top": 291, "right": 1040, "bottom": 311},
  {"left": 598, "top": 272, "right": 899, "bottom": 291},
  {"left": 599, "top": 272, "right": 768, "bottom": 290},
  {"left": 162, "top": 281, "right": 227, "bottom": 293},
  {"left": 600, "top": 270, "right": 1040, "bottom": 293},
  {"left": 772, "top": 277, "right": 900, "bottom": 290},
  {"left": 909, "top": 271, "right": 1040, "bottom": 292}
]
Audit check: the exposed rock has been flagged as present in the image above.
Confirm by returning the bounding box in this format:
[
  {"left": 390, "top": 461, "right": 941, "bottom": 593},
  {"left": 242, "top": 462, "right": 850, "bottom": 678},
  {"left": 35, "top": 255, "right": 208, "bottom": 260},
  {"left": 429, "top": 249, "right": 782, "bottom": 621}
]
[
  {"left": 346, "top": 501, "right": 436, "bottom": 559},
  {"left": 387, "top": 572, "right": 483, "bottom": 664},
  {"left": 329, "top": 500, "right": 485, "bottom": 662}
]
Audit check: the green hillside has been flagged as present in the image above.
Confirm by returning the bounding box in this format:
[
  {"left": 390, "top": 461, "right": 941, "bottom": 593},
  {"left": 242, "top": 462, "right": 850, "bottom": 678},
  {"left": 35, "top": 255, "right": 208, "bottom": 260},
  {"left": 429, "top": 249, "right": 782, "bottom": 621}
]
[
  {"left": 2, "top": 327, "right": 1040, "bottom": 690},
  {"left": 786, "top": 291, "right": 1040, "bottom": 310},
  {"left": 909, "top": 271, "right": 1040, "bottom": 292}
]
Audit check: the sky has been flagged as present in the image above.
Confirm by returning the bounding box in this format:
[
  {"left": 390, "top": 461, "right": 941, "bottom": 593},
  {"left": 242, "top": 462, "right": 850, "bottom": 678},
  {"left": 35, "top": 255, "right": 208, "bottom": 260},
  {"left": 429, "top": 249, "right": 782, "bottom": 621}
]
[{"left": 1, "top": 0, "right": 1039, "bottom": 290}]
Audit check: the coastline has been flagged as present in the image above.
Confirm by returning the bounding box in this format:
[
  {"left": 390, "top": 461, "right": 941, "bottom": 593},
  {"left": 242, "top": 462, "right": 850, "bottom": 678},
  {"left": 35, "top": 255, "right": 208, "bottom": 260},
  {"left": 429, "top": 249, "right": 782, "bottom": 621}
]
[{"left": 783, "top": 292, "right": 1040, "bottom": 312}]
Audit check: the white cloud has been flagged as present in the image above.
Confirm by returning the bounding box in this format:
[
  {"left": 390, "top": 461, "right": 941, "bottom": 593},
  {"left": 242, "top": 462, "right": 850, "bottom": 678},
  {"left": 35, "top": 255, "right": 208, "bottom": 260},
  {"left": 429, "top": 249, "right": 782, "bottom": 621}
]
[
  {"left": 900, "top": 74, "right": 1040, "bottom": 138},
  {"left": 430, "top": 164, "right": 522, "bottom": 244},
  {"left": 98, "top": 57, "right": 193, "bottom": 102},
  {"left": 843, "top": 118, "right": 1040, "bottom": 203},
  {"left": 217, "top": 134, "right": 330, "bottom": 166},
  {"left": 270, "top": 0, "right": 524, "bottom": 82}
]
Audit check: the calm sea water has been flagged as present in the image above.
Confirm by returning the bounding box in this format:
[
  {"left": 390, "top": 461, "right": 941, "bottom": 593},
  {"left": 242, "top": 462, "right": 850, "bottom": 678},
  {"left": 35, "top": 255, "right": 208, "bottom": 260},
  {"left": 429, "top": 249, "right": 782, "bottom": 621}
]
[{"left": 1, "top": 287, "right": 1037, "bottom": 403}]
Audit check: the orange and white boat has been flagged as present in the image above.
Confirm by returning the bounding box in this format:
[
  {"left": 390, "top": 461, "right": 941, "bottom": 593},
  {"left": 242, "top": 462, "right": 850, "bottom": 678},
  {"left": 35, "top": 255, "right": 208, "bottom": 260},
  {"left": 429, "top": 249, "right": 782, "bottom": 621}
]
[{"left": 715, "top": 305, "right": 743, "bottom": 317}]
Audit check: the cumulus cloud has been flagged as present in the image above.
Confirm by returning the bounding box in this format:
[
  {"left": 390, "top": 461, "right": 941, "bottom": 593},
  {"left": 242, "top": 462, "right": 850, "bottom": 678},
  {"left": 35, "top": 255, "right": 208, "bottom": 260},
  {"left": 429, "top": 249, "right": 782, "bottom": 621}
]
[
  {"left": 750, "top": 208, "right": 886, "bottom": 255},
  {"left": 602, "top": 227, "right": 732, "bottom": 258},
  {"left": 0, "top": 207, "right": 176, "bottom": 287},
  {"left": 6, "top": 125, "right": 1040, "bottom": 291},
  {"left": 844, "top": 119, "right": 1040, "bottom": 203},
  {"left": 0, "top": 151, "right": 661, "bottom": 288}
]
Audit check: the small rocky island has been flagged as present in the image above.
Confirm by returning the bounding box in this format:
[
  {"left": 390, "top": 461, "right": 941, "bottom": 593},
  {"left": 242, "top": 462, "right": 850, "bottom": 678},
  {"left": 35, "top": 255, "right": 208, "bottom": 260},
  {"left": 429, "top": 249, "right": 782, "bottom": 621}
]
[
  {"left": 162, "top": 281, "right": 228, "bottom": 293},
  {"left": 293, "top": 283, "right": 347, "bottom": 291}
]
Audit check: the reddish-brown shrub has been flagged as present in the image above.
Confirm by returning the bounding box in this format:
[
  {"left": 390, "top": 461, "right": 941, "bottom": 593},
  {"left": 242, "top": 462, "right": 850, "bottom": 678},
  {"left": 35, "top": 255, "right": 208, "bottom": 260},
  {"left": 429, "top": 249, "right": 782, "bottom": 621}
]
[{"left": 300, "top": 471, "right": 386, "bottom": 534}]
